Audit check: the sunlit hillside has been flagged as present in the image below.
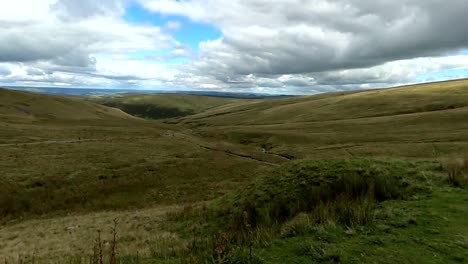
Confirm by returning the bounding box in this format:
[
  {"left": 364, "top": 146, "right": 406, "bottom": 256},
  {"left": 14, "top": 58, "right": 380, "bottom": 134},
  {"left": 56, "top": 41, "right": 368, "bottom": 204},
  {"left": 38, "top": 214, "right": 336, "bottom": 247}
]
[
  {"left": 176, "top": 79, "right": 468, "bottom": 160},
  {"left": 0, "top": 88, "right": 135, "bottom": 122}
]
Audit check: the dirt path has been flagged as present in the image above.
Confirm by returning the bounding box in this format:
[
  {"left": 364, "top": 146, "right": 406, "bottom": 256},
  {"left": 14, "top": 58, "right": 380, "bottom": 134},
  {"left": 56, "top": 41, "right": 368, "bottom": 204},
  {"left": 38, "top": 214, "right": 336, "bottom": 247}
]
[{"left": 196, "top": 144, "right": 282, "bottom": 166}]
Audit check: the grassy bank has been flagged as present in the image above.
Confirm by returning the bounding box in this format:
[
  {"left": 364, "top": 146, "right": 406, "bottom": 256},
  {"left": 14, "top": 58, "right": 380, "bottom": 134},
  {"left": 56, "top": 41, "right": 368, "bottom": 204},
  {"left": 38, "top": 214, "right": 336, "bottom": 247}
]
[{"left": 158, "top": 159, "right": 467, "bottom": 263}]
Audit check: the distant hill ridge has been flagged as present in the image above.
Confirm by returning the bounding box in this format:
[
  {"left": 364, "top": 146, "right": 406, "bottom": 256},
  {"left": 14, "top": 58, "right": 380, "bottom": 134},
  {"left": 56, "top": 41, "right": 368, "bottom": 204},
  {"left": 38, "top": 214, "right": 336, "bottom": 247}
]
[
  {"left": 2, "top": 86, "right": 291, "bottom": 98},
  {"left": 177, "top": 78, "right": 468, "bottom": 126}
]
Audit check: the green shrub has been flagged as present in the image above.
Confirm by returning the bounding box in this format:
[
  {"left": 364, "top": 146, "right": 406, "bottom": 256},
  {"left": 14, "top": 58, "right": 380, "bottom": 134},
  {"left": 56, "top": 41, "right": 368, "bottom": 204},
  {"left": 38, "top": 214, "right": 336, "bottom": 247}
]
[{"left": 216, "top": 159, "right": 416, "bottom": 233}]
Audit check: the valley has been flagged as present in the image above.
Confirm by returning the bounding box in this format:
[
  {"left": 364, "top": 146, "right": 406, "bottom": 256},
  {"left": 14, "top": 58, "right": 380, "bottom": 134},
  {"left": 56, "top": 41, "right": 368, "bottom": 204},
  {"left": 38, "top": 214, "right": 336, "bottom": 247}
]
[{"left": 0, "top": 79, "right": 467, "bottom": 263}]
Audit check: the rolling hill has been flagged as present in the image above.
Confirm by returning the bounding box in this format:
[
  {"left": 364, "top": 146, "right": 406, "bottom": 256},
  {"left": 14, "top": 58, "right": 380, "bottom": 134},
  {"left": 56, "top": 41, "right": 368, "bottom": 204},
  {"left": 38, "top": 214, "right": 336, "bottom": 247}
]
[
  {"left": 178, "top": 79, "right": 468, "bottom": 125},
  {"left": 0, "top": 87, "right": 285, "bottom": 223},
  {"left": 176, "top": 79, "right": 468, "bottom": 160},
  {"left": 0, "top": 88, "right": 135, "bottom": 122}
]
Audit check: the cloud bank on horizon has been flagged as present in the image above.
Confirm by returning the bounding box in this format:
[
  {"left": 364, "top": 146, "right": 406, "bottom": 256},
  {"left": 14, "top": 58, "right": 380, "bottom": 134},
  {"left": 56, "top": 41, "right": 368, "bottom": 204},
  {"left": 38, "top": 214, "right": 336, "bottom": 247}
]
[{"left": 1, "top": 0, "right": 468, "bottom": 94}]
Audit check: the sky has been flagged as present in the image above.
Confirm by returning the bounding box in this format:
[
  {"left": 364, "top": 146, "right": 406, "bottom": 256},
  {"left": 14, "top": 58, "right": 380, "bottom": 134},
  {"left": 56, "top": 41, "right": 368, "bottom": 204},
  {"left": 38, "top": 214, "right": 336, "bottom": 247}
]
[{"left": 1, "top": 0, "right": 468, "bottom": 95}]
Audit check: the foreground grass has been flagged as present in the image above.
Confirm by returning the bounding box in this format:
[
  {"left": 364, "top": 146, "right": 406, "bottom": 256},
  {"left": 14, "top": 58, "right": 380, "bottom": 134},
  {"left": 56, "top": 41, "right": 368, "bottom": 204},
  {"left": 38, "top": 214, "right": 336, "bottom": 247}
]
[
  {"left": 0, "top": 159, "right": 468, "bottom": 263},
  {"left": 256, "top": 186, "right": 467, "bottom": 264},
  {"left": 6, "top": 187, "right": 466, "bottom": 263},
  {"left": 4, "top": 159, "right": 466, "bottom": 263},
  {"left": 154, "top": 159, "right": 467, "bottom": 263}
]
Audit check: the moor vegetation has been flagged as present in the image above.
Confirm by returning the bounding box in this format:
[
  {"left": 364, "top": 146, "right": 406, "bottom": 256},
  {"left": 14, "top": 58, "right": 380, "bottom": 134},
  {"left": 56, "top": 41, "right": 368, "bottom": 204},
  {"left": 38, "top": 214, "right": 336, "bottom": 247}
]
[{"left": 0, "top": 79, "right": 467, "bottom": 263}]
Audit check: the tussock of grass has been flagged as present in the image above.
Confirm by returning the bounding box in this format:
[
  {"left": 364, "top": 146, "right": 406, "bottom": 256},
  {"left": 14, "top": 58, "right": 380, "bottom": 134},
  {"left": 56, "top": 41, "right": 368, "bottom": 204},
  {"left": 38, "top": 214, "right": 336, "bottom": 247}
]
[
  {"left": 168, "top": 160, "right": 431, "bottom": 243},
  {"left": 160, "top": 159, "right": 438, "bottom": 263},
  {"left": 222, "top": 159, "right": 413, "bottom": 232},
  {"left": 443, "top": 157, "right": 468, "bottom": 188},
  {"left": 295, "top": 241, "right": 342, "bottom": 263}
]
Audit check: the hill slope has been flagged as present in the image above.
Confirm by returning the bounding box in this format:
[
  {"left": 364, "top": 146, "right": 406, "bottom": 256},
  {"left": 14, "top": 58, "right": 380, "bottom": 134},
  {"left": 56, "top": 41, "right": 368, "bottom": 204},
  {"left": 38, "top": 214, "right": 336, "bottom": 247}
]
[
  {"left": 0, "top": 88, "right": 285, "bottom": 220},
  {"left": 179, "top": 79, "right": 468, "bottom": 126},
  {"left": 88, "top": 93, "right": 246, "bottom": 119},
  {"left": 0, "top": 88, "right": 135, "bottom": 122},
  {"left": 176, "top": 79, "right": 468, "bottom": 159}
]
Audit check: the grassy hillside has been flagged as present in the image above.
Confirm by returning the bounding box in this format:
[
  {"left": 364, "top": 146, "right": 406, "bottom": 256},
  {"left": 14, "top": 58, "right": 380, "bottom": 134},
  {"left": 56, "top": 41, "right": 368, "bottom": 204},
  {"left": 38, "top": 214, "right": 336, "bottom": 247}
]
[
  {"left": 0, "top": 88, "right": 135, "bottom": 122},
  {"left": 88, "top": 93, "right": 246, "bottom": 119},
  {"left": 0, "top": 89, "right": 286, "bottom": 220},
  {"left": 1, "top": 81, "right": 467, "bottom": 263},
  {"left": 179, "top": 79, "right": 468, "bottom": 125},
  {"left": 177, "top": 79, "right": 468, "bottom": 160}
]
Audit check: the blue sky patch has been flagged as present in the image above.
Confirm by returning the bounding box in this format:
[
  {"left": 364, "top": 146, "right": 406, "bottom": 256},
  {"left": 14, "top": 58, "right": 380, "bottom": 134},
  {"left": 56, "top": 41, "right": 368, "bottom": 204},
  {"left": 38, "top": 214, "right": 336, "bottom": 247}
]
[
  {"left": 417, "top": 68, "right": 468, "bottom": 82},
  {"left": 123, "top": 3, "right": 222, "bottom": 51}
]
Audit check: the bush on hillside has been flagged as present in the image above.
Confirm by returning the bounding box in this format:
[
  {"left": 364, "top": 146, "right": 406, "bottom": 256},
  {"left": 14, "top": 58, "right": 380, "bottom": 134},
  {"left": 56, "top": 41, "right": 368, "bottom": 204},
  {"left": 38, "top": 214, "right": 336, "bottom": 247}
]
[{"left": 215, "top": 159, "right": 419, "bottom": 233}]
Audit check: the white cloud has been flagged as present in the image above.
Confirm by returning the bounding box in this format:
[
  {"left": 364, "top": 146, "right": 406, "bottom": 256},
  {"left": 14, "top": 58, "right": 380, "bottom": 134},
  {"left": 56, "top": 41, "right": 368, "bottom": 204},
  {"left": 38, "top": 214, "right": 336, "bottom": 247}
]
[
  {"left": 314, "top": 55, "right": 468, "bottom": 86},
  {"left": 0, "top": 0, "right": 179, "bottom": 88},
  {"left": 95, "top": 57, "right": 176, "bottom": 80},
  {"left": 140, "top": 0, "right": 468, "bottom": 93},
  {"left": 51, "top": 0, "right": 125, "bottom": 20},
  {"left": 0, "top": 0, "right": 55, "bottom": 23},
  {"left": 1, "top": 0, "right": 468, "bottom": 93}
]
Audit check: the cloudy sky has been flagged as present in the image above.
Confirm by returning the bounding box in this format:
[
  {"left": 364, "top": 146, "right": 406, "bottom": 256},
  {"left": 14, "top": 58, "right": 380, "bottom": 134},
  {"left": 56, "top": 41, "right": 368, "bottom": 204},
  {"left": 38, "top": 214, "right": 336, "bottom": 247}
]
[{"left": 1, "top": 0, "right": 468, "bottom": 94}]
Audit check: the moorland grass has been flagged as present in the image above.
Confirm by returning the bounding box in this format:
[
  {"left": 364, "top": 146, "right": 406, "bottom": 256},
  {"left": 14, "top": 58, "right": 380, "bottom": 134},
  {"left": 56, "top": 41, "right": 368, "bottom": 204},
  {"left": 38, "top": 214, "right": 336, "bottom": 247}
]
[
  {"left": 1, "top": 80, "right": 468, "bottom": 262},
  {"left": 176, "top": 79, "right": 468, "bottom": 160},
  {"left": 155, "top": 159, "right": 466, "bottom": 263}
]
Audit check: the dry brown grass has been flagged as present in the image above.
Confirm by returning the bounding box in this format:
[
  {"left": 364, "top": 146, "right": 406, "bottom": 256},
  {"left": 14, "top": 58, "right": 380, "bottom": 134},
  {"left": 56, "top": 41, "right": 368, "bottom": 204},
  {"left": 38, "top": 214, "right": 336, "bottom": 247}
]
[{"left": 0, "top": 205, "right": 180, "bottom": 260}]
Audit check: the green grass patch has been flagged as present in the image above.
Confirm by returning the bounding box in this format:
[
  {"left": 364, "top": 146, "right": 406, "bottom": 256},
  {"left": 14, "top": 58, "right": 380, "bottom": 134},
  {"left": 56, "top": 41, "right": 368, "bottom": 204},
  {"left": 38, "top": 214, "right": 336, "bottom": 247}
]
[
  {"left": 208, "top": 160, "right": 430, "bottom": 231},
  {"left": 158, "top": 159, "right": 466, "bottom": 264}
]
